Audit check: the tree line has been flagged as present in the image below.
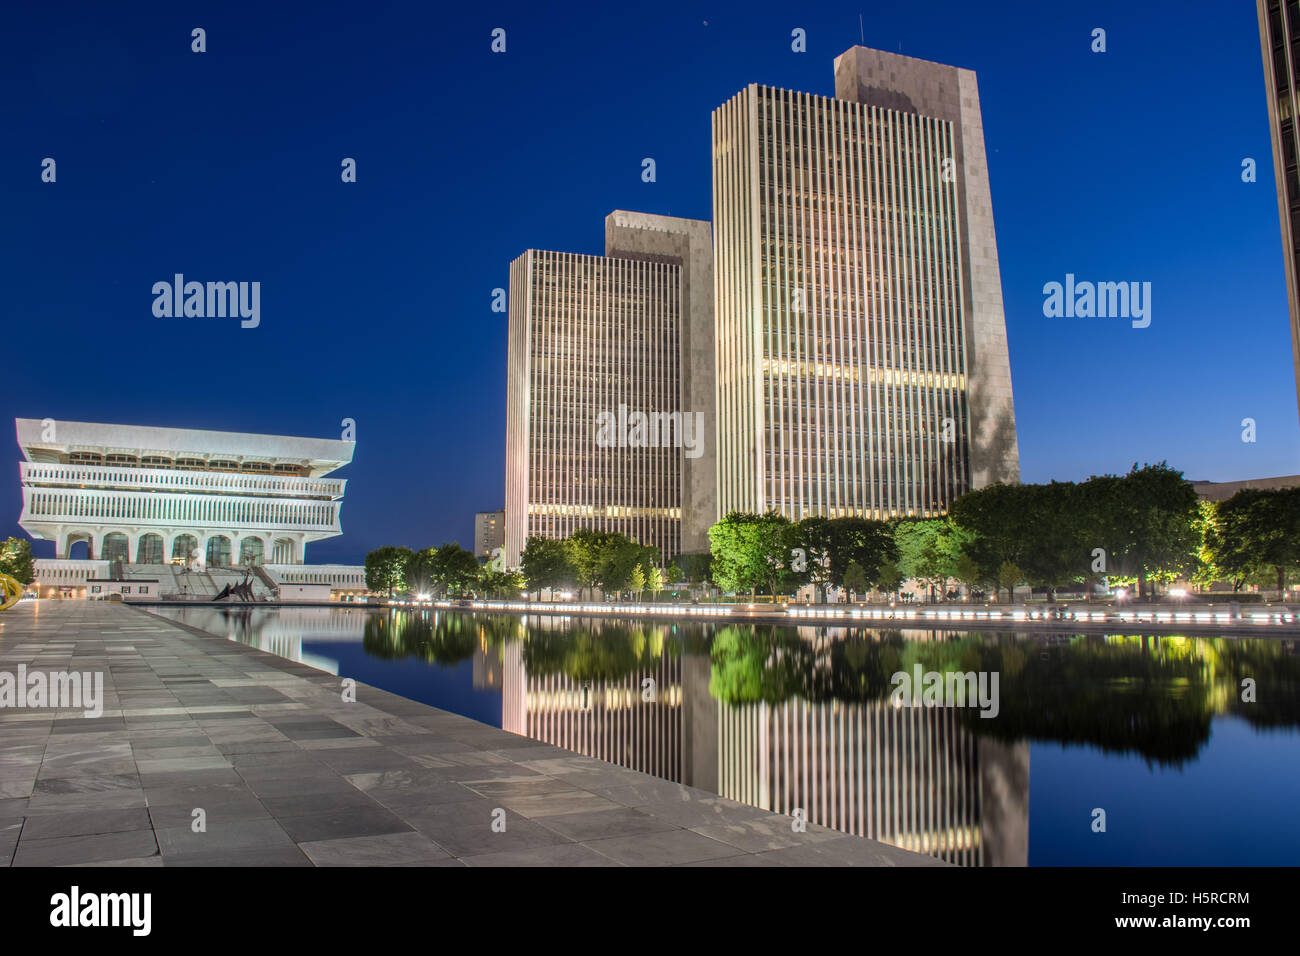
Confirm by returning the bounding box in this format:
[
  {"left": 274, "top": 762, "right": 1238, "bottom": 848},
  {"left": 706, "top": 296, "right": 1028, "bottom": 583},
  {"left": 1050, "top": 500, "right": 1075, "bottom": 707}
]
[
  {"left": 362, "top": 463, "right": 1300, "bottom": 603},
  {"left": 364, "top": 530, "right": 676, "bottom": 602},
  {"left": 363, "top": 543, "right": 524, "bottom": 599},
  {"left": 703, "top": 463, "right": 1300, "bottom": 602},
  {"left": 519, "top": 529, "right": 675, "bottom": 599}
]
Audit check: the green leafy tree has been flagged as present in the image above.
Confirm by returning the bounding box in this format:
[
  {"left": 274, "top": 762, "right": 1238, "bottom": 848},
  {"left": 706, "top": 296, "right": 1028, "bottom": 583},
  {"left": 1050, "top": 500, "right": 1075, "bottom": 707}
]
[
  {"left": 364, "top": 546, "right": 414, "bottom": 597},
  {"left": 520, "top": 537, "right": 577, "bottom": 593},
  {"left": 1206, "top": 488, "right": 1300, "bottom": 594},
  {"left": 1201, "top": 495, "right": 1253, "bottom": 591},
  {"left": 894, "top": 519, "right": 960, "bottom": 602},
  {"left": 951, "top": 480, "right": 1085, "bottom": 598},
  {"left": 566, "top": 528, "right": 610, "bottom": 593},
  {"left": 792, "top": 516, "right": 832, "bottom": 600},
  {"left": 1018, "top": 482, "right": 1087, "bottom": 600},
  {"left": 645, "top": 565, "right": 664, "bottom": 597},
  {"left": 826, "top": 517, "right": 896, "bottom": 589},
  {"left": 404, "top": 543, "right": 480, "bottom": 597},
  {"left": 708, "top": 511, "right": 796, "bottom": 597},
  {"left": 1081, "top": 463, "right": 1199, "bottom": 599},
  {"left": 997, "top": 560, "right": 1025, "bottom": 603},
  {"left": 708, "top": 513, "right": 763, "bottom": 595},
  {"left": 600, "top": 539, "right": 655, "bottom": 596},
  {"left": 952, "top": 465, "right": 1198, "bottom": 601},
  {"left": 0, "top": 537, "right": 35, "bottom": 585},
  {"left": 562, "top": 529, "right": 656, "bottom": 597},
  {"left": 627, "top": 563, "right": 646, "bottom": 598},
  {"left": 842, "top": 560, "right": 870, "bottom": 600},
  {"left": 955, "top": 552, "right": 987, "bottom": 596},
  {"left": 875, "top": 559, "right": 903, "bottom": 597},
  {"left": 1191, "top": 499, "right": 1223, "bottom": 588},
  {"left": 673, "top": 552, "right": 712, "bottom": 584},
  {"left": 948, "top": 482, "right": 1032, "bottom": 587},
  {"left": 434, "top": 543, "right": 481, "bottom": 596},
  {"left": 406, "top": 547, "right": 439, "bottom": 595},
  {"left": 481, "top": 567, "right": 526, "bottom": 598}
]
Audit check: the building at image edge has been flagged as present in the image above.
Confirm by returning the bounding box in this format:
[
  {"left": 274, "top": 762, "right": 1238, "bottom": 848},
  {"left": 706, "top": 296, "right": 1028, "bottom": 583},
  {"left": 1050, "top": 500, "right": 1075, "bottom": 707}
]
[{"left": 14, "top": 418, "right": 367, "bottom": 601}]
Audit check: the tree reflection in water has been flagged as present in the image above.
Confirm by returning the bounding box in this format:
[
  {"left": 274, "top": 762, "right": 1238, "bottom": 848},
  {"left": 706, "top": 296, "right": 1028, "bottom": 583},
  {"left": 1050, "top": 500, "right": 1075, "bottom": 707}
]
[{"left": 362, "top": 609, "right": 1300, "bottom": 766}]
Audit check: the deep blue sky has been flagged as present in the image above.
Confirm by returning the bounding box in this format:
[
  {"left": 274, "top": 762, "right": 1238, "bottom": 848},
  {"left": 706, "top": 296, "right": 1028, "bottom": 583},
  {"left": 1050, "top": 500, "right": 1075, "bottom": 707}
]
[{"left": 2, "top": 0, "right": 1295, "bottom": 564}]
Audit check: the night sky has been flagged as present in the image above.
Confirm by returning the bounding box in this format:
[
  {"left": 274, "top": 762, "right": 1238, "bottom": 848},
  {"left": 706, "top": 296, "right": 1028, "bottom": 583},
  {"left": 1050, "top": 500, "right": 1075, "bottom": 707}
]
[{"left": 2, "top": 0, "right": 1293, "bottom": 565}]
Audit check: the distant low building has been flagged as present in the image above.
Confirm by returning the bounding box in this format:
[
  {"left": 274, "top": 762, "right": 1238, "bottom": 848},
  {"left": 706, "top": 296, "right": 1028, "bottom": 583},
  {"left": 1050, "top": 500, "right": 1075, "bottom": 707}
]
[
  {"left": 1191, "top": 474, "right": 1300, "bottom": 501},
  {"left": 474, "top": 509, "right": 505, "bottom": 559},
  {"left": 32, "top": 557, "right": 368, "bottom": 602}
]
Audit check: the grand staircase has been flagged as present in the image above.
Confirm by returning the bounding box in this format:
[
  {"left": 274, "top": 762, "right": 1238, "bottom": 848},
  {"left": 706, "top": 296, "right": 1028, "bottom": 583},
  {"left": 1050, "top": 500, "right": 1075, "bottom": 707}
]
[{"left": 121, "top": 564, "right": 276, "bottom": 600}]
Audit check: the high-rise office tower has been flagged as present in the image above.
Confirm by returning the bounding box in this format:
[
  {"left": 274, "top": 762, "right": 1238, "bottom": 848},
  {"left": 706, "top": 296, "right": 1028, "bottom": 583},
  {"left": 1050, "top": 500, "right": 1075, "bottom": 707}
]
[
  {"left": 712, "top": 46, "right": 1019, "bottom": 521},
  {"left": 504, "top": 212, "right": 714, "bottom": 567},
  {"left": 1258, "top": 0, "right": 1300, "bottom": 424}
]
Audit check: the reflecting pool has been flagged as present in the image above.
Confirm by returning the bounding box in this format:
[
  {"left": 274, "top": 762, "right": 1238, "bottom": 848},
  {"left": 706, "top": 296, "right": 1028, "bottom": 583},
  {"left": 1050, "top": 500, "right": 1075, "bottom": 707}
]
[{"left": 146, "top": 605, "right": 1300, "bottom": 866}]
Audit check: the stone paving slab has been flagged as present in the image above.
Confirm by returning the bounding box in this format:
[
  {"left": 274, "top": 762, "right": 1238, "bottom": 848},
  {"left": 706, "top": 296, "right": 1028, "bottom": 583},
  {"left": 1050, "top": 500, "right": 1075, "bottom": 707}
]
[{"left": 0, "top": 601, "right": 944, "bottom": 867}]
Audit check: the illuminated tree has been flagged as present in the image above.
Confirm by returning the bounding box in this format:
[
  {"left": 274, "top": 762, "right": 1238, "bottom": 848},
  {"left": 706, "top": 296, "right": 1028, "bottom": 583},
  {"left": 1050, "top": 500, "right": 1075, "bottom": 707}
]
[
  {"left": 708, "top": 511, "right": 797, "bottom": 597},
  {"left": 364, "top": 546, "right": 414, "bottom": 597},
  {"left": 520, "top": 537, "right": 576, "bottom": 593},
  {"left": 841, "top": 560, "right": 869, "bottom": 600},
  {"left": 0, "top": 538, "right": 34, "bottom": 586}
]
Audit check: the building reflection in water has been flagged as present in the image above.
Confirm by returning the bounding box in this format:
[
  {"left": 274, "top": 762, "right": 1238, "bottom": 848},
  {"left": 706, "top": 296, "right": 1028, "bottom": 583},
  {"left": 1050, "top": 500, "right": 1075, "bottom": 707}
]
[
  {"left": 142, "top": 606, "right": 1300, "bottom": 866},
  {"left": 715, "top": 697, "right": 1027, "bottom": 866},
  {"left": 502, "top": 632, "right": 684, "bottom": 785},
  {"left": 148, "top": 605, "right": 372, "bottom": 675},
  {"left": 500, "top": 615, "right": 1028, "bottom": 866}
]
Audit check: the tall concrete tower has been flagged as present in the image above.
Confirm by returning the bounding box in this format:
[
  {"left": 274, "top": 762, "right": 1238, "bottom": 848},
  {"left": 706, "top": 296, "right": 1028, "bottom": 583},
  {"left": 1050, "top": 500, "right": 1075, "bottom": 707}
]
[
  {"left": 504, "top": 212, "right": 714, "bottom": 567},
  {"left": 712, "top": 47, "right": 1019, "bottom": 521},
  {"left": 1258, "top": 0, "right": 1300, "bottom": 427}
]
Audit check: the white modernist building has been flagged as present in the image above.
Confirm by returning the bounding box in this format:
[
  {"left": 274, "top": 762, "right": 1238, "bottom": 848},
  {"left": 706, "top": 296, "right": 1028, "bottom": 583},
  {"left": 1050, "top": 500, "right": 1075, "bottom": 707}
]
[{"left": 16, "top": 418, "right": 354, "bottom": 569}]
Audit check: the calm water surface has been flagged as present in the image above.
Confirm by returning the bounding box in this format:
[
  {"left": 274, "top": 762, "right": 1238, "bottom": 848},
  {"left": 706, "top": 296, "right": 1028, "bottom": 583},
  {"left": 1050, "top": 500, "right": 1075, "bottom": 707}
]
[{"left": 146, "top": 605, "right": 1300, "bottom": 866}]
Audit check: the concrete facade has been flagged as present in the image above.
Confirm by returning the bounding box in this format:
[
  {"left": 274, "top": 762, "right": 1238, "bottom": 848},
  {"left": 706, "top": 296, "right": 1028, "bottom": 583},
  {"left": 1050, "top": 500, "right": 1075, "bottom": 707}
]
[
  {"left": 603, "top": 211, "right": 716, "bottom": 553},
  {"left": 713, "top": 47, "right": 1018, "bottom": 522},
  {"left": 31, "top": 559, "right": 367, "bottom": 602},
  {"left": 1257, "top": 0, "right": 1300, "bottom": 427},
  {"left": 505, "top": 229, "right": 687, "bottom": 567},
  {"left": 16, "top": 418, "right": 354, "bottom": 568},
  {"left": 504, "top": 213, "right": 711, "bottom": 568},
  {"left": 833, "top": 46, "right": 1020, "bottom": 491},
  {"left": 1192, "top": 473, "right": 1300, "bottom": 501},
  {"left": 474, "top": 509, "right": 505, "bottom": 558}
]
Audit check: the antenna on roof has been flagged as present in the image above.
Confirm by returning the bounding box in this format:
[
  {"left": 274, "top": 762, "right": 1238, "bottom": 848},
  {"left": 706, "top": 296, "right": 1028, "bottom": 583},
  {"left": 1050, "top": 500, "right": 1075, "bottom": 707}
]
[{"left": 859, "top": 13, "right": 864, "bottom": 45}]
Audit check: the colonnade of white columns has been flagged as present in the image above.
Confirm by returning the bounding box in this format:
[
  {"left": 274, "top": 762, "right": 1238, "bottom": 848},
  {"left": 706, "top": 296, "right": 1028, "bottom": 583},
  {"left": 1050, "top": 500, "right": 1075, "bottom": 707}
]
[{"left": 55, "top": 527, "right": 307, "bottom": 566}]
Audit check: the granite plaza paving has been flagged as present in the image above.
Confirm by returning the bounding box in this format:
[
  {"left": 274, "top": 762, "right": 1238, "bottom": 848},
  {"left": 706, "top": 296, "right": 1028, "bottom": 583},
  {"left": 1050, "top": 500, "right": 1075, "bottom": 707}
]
[{"left": 0, "top": 600, "right": 941, "bottom": 867}]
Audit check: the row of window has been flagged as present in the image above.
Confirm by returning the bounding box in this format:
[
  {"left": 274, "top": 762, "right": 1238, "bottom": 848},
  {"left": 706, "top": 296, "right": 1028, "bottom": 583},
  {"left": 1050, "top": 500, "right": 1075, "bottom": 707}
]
[
  {"left": 66, "top": 453, "right": 309, "bottom": 476},
  {"left": 26, "top": 491, "right": 337, "bottom": 526},
  {"left": 276, "top": 571, "right": 364, "bottom": 585},
  {"left": 527, "top": 504, "right": 681, "bottom": 519},
  {"left": 97, "top": 533, "right": 277, "bottom": 566}
]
